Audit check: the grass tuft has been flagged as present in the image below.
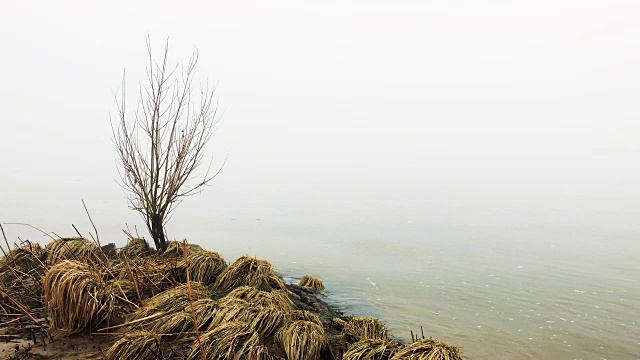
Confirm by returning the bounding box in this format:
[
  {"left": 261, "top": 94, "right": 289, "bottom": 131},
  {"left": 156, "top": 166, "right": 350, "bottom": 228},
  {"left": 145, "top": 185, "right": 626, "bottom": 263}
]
[
  {"left": 226, "top": 286, "right": 294, "bottom": 311},
  {"left": 104, "top": 332, "right": 165, "bottom": 360},
  {"left": 42, "top": 260, "right": 115, "bottom": 335},
  {"left": 44, "top": 237, "right": 99, "bottom": 265},
  {"left": 344, "top": 338, "right": 399, "bottom": 360},
  {"left": 390, "top": 338, "right": 463, "bottom": 360},
  {"left": 119, "top": 238, "right": 151, "bottom": 257},
  {"left": 276, "top": 320, "right": 328, "bottom": 360},
  {"left": 215, "top": 256, "right": 286, "bottom": 293},
  {"left": 178, "top": 249, "right": 226, "bottom": 286},
  {"left": 187, "top": 321, "right": 272, "bottom": 360},
  {"left": 343, "top": 316, "right": 389, "bottom": 343},
  {"left": 298, "top": 274, "right": 325, "bottom": 290}
]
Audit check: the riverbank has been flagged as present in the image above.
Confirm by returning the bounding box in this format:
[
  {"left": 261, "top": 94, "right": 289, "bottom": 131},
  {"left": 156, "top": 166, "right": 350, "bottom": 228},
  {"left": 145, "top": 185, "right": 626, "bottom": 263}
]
[{"left": 0, "top": 236, "right": 462, "bottom": 359}]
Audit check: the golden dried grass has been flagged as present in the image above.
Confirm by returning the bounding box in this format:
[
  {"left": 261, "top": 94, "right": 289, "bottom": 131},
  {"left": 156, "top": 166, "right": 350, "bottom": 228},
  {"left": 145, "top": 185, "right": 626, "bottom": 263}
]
[
  {"left": 288, "top": 310, "right": 322, "bottom": 327},
  {"left": 215, "top": 256, "right": 286, "bottom": 293},
  {"left": 179, "top": 250, "right": 226, "bottom": 286},
  {"left": 0, "top": 243, "right": 46, "bottom": 272},
  {"left": 163, "top": 240, "right": 202, "bottom": 258},
  {"left": 119, "top": 237, "right": 151, "bottom": 257},
  {"left": 104, "top": 332, "right": 164, "bottom": 360},
  {"left": 226, "top": 286, "right": 294, "bottom": 311},
  {"left": 209, "top": 298, "right": 261, "bottom": 329},
  {"left": 152, "top": 298, "right": 219, "bottom": 336},
  {"left": 298, "top": 274, "right": 325, "bottom": 290},
  {"left": 44, "top": 237, "right": 98, "bottom": 265},
  {"left": 129, "top": 282, "right": 208, "bottom": 319},
  {"left": 344, "top": 339, "right": 399, "bottom": 360},
  {"left": 206, "top": 296, "right": 287, "bottom": 339},
  {"left": 0, "top": 243, "right": 47, "bottom": 308},
  {"left": 390, "top": 338, "right": 463, "bottom": 360},
  {"left": 107, "top": 278, "right": 136, "bottom": 301},
  {"left": 344, "top": 317, "right": 389, "bottom": 343},
  {"left": 276, "top": 320, "right": 328, "bottom": 360},
  {"left": 249, "top": 307, "right": 288, "bottom": 338},
  {"left": 113, "top": 255, "right": 178, "bottom": 296},
  {"left": 187, "top": 321, "right": 272, "bottom": 360},
  {"left": 42, "top": 260, "right": 115, "bottom": 335}
]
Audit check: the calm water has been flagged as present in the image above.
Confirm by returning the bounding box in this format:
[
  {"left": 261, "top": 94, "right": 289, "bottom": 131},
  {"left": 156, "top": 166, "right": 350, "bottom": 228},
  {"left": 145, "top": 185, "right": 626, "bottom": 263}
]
[
  {"left": 4, "top": 188, "right": 639, "bottom": 359},
  {"left": 184, "top": 216, "right": 639, "bottom": 359}
]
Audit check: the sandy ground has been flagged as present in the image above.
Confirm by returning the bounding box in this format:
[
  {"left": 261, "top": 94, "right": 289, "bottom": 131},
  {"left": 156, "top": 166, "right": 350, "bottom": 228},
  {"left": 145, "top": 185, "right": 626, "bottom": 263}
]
[{"left": 0, "top": 333, "right": 115, "bottom": 360}]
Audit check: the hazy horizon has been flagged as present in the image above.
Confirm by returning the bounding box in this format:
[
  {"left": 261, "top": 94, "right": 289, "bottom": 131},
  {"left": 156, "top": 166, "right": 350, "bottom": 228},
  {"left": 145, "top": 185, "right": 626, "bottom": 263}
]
[{"left": 2, "top": 0, "right": 640, "bottom": 245}]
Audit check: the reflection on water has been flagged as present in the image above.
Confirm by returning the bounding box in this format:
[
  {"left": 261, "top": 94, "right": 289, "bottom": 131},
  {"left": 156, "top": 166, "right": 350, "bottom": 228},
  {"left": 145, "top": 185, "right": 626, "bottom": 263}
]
[{"left": 192, "top": 220, "right": 639, "bottom": 360}]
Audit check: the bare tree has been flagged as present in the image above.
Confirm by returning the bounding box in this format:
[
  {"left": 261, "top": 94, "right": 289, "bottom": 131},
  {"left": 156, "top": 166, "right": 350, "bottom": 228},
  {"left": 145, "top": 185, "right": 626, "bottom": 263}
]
[{"left": 113, "top": 39, "right": 222, "bottom": 253}]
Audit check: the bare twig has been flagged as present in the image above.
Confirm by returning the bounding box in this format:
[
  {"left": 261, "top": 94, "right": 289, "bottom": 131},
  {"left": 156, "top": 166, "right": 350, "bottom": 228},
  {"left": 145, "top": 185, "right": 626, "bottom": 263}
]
[
  {"left": 71, "top": 224, "right": 83, "bottom": 238},
  {"left": 82, "top": 200, "right": 101, "bottom": 249}
]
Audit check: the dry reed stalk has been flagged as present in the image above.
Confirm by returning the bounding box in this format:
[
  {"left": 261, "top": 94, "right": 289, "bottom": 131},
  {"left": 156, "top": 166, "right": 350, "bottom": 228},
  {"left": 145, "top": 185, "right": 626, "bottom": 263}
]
[
  {"left": 276, "top": 320, "right": 328, "bottom": 360},
  {"left": 122, "top": 255, "right": 143, "bottom": 307},
  {"left": 298, "top": 274, "right": 325, "bottom": 290},
  {"left": 187, "top": 321, "right": 272, "bottom": 360},
  {"left": 43, "top": 260, "right": 115, "bottom": 335},
  {"left": 344, "top": 339, "right": 399, "bottom": 360},
  {"left": 215, "top": 255, "right": 286, "bottom": 293},
  {"left": 390, "top": 338, "right": 463, "bottom": 360}
]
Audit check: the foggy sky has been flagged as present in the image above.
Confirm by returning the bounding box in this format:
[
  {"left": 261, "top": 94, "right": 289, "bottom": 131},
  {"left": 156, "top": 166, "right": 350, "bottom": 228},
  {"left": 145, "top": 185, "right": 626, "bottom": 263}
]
[{"left": 2, "top": 0, "right": 639, "bottom": 244}]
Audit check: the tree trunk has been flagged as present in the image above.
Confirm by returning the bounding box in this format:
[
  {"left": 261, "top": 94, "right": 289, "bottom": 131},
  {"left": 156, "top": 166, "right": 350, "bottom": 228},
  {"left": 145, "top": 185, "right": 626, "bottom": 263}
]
[{"left": 150, "top": 213, "right": 168, "bottom": 253}]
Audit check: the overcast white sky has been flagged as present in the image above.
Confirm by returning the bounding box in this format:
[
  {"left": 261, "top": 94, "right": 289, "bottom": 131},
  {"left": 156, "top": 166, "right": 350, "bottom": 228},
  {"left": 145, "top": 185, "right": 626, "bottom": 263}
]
[{"left": 1, "top": 0, "right": 639, "bottom": 243}]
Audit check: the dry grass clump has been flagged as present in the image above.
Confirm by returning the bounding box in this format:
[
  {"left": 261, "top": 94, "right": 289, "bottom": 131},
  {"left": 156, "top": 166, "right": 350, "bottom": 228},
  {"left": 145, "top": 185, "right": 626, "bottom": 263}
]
[
  {"left": 107, "top": 279, "right": 137, "bottom": 301},
  {"left": 0, "top": 242, "right": 47, "bottom": 309},
  {"left": 226, "top": 286, "right": 294, "bottom": 311},
  {"left": 114, "top": 255, "right": 180, "bottom": 297},
  {"left": 152, "top": 298, "right": 219, "bottom": 336},
  {"left": 162, "top": 240, "right": 203, "bottom": 258},
  {"left": 249, "top": 308, "right": 288, "bottom": 338},
  {"left": 298, "top": 274, "right": 325, "bottom": 290},
  {"left": 0, "top": 242, "right": 46, "bottom": 272},
  {"left": 44, "top": 237, "right": 98, "bottom": 265},
  {"left": 276, "top": 320, "right": 328, "bottom": 360},
  {"left": 343, "top": 317, "right": 389, "bottom": 343},
  {"left": 344, "top": 339, "right": 399, "bottom": 360},
  {"left": 390, "top": 338, "right": 463, "bottom": 360},
  {"left": 215, "top": 255, "right": 287, "bottom": 293},
  {"left": 207, "top": 296, "right": 288, "bottom": 339},
  {"left": 288, "top": 310, "right": 322, "bottom": 327},
  {"left": 43, "top": 260, "right": 115, "bottom": 334},
  {"left": 105, "top": 332, "right": 165, "bottom": 360},
  {"left": 119, "top": 238, "right": 151, "bottom": 257},
  {"left": 126, "top": 282, "right": 209, "bottom": 323},
  {"left": 179, "top": 250, "right": 227, "bottom": 286},
  {"left": 210, "top": 298, "right": 261, "bottom": 328},
  {"left": 187, "top": 321, "right": 272, "bottom": 360}
]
